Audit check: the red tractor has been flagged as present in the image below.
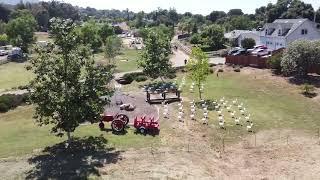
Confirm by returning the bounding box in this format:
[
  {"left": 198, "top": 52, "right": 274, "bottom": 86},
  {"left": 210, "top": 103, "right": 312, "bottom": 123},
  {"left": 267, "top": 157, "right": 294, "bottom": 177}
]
[
  {"left": 134, "top": 115, "right": 160, "bottom": 134},
  {"left": 99, "top": 113, "right": 129, "bottom": 132}
]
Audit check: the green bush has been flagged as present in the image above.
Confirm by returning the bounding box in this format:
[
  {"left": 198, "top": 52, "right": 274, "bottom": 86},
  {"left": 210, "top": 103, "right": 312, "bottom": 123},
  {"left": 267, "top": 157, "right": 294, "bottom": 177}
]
[
  {"left": 0, "top": 34, "right": 8, "bottom": 46},
  {"left": 0, "top": 94, "right": 28, "bottom": 113},
  {"left": 241, "top": 38, "right": 256, "bottom": 49},
  {"left": 122, "top": 73, "right": 134, "bottom": 84},
  {"left": 135, "top": 75, "right": 148, "bottom": 82},
  {"left": 190, "top": 33, "right": 201, "bottom": 44},
  {"left": 267, "top": 52, "right": 283, "bottom": 74},
  {"left": 209, "top": 68, "right": 214, "bottom": 74},
  {"left": 0, "top": 103, "right": 9, "bottom": 113},
  {"left": 200, "top": 45, "right": 213, "bottom": 52},
  {"left": 301, "top": 84, "right": 316, "bottom": 97}
]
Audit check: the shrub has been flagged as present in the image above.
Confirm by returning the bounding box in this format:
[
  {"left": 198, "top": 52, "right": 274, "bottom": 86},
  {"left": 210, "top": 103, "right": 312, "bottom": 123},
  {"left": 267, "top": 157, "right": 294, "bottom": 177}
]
[
  {"left": 267, "top": 52, "right": 283, "bottom": 74},
  {"left": 0, "top": 34, "right": 8, "bottom": 46},
  {"left": 218, "top": 69, "right": 224, "bottom": 72},
  {"left": 219, "top": 49, "right": 228, "bottom": 57},
  {"left": 0, "top": 103, "right": 9, "bottom": 112},
  {"left": 122, "top": 73, "right": 134, "bottom": 84},
  {"left": 0, "top": 94, "right": 27, "bottom": 113},
  {"left": 135, "top": 75, "right": 148, "bottom": 82},
  {"left": 301, "top": 84, "right": 316, "bottom": 97},
  {"left": 281, "top": 40, "right": 320, "bottom": 77},
  {"left": 209, "top": 64, "right": 216, "bottom": 67},
  {"left": 166, "top": 73, "right": 176, "bottom": 79},
  {"left": 190, "top": 33, "right": 201, "bottom": 44},
  {"left": 200, "top": 45, "right": 213, "bottom": 52},
  {"left": 209, "top": 68, "right": 214, "bottom": 74}
]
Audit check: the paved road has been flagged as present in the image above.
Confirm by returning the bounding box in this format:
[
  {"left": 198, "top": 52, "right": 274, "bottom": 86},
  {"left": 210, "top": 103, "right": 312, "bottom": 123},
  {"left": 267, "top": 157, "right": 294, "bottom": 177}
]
[{"left": 170, "top": 49, "right": 189, "bottom": 67}]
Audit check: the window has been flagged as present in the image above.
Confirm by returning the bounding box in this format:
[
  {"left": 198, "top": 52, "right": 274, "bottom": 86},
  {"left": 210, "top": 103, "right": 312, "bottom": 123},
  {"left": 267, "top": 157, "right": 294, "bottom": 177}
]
[
  {"left": 278, "top": 29, "right": 281, "bottom": 36},
  {"left": 301, "top": 29, "right": 308, "bottom": 35}
]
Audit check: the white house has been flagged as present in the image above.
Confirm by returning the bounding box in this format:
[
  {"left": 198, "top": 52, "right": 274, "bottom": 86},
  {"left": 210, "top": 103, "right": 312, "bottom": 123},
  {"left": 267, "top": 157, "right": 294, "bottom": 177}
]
[
  {"left": 224, "top": 30, "right": 261, "bottom": 47},
  {"left": 260, "top": 19, "right": 320, "bottom": 50}
]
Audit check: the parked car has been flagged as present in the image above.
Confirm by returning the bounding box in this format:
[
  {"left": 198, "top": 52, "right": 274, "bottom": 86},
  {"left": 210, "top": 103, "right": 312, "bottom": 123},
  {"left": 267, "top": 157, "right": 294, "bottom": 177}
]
[
  {"left": 256, "top": 49, "right": 271, "bottom": 57},
  {"left": 228, "top": 47, "right": 241, "bottom": 55},
  {"left": 247, "top": 45, "right": 267, "bottom": 53},
  {"left": 232, "top": 48, "right": 247, "bottom": 56},
  {"left": 0, "top": 50, "right": 8, "bottom": 56},
  {"left": 7, "top": 47, "right": 27, "bottom": 62},
  {"left": 251, "top": 47, "right": 268, "bottom": 55}
]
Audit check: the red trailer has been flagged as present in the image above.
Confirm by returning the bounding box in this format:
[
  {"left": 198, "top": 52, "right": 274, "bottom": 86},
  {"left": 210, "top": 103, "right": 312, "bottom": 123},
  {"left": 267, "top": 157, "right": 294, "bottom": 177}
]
[
  {"left": 99, "top": 113, "right": 129, "bottom": 132},
  {"left": 133, "top": 115, "right": 160, "bottom": 134}
]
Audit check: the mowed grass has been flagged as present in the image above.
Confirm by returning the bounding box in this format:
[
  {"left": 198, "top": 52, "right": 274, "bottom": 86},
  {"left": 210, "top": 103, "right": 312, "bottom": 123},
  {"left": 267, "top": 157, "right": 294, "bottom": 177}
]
[
  {"left": 0, "top": 62, "right": 33, "bottom": 91},
  {"left": 0, "top": 105, "right": 159, "bottom": 158},
  {"left": 176, "top": 70, "right": 320, "bottom": 139},
  {"left": 1, "top": 68, "right": 319, "bottom": 158},
  {"left": 34, "top": 32, "right": 52, "bottom": 42},
  {"left": 94, "top": 49, "right": 140, "bottom": 73}
]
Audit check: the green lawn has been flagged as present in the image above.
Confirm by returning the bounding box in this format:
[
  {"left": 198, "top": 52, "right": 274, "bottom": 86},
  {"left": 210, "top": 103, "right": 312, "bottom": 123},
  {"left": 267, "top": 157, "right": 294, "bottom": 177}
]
[
  {"left": 0, "top": 69, "right": 319, "bottom": 158},
  {"left": 0, "top": 105, "right": 159, "bottom": 158},
  {"left": 0, "top": 62, "right": 33, "bottom": 91},
  {"left": 177, "top": 70, "right": 320, "bottom": 141},
  {"left": 94, "top": 49, "right": 140, "bottom": 73},
  {"left": 34, "top": 32, "right": 52, "bottom": 42}
]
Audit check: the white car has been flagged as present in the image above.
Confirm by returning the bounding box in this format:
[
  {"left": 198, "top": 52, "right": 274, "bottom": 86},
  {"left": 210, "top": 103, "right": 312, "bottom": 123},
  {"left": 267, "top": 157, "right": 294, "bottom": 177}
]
[
  {"left": 0, "top": 50, "right": 8, "bottom": 56},
  {"left": 255, "top": 49, "right": 270, "bottom": 57},
  {"left": 247, "top": 45, "right": 267, "bottom": 53}
]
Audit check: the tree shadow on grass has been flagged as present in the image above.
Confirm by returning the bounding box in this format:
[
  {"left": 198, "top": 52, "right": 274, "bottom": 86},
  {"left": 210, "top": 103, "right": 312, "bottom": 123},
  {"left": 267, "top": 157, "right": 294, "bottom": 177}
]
[
  {"left": 288, "top": 74, "right": 320, "bottom": 88},
  {"left": 301, "top": 92, "right": 318, "bottom": 98},
  {"left": 26, "top": 136, "right": 123, "bottom": 180}
]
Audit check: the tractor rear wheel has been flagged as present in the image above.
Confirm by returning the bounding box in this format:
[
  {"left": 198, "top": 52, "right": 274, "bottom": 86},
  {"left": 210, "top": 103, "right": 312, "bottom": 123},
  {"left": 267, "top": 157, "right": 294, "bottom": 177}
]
[
  {"left": 116, "top": 114, "right": 129, "bottom": 125},
  {"left": 111, "top": 119, "right": 125, "bottom": 132}
]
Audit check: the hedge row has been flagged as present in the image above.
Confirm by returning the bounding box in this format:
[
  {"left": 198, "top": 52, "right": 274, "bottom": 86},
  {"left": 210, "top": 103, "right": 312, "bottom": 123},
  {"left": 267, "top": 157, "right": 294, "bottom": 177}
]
[{"left": 0, "top": 94, "right": 29, "bottom": 113}]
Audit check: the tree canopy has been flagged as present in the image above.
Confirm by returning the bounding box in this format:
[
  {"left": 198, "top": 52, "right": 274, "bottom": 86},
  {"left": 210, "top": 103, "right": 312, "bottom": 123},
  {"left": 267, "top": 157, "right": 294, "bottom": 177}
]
[
  {"left": 281, "top": 40, "right": 320, "bottom": 77},
  {"left": 5, "top": 10, "right": 36, "bottom": 52},
  {"left": 27, "top": 18, "right": 113, "bottom": 140},
  {"left": 138, "top": 29, "right": 172, "bottom": 80},
  {"left": 241, "top": 38, "right": 256, "bottom": 49},
  {"left": 104, "top": 35, "right": 122, "bottom": 63},
  {"left": 200, "top": 24, "right": 225, "bottom": 51},
  {"left": 186, "top": 47, "right": 210, "bottom": 100}
]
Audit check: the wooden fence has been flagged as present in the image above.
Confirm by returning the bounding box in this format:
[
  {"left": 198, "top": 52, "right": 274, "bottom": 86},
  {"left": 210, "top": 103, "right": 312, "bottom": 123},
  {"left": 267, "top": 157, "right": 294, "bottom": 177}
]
[
  {"left": 225, "top": 55, "right": 269, "bottom": 68},
  {"left": 225, "top": 55, "right": 320, "bottom": 74}
]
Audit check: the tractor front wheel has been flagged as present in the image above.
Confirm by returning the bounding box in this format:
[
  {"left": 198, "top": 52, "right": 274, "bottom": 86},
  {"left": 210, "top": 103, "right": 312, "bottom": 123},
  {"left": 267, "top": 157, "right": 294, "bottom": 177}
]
[
  {"left": 99, "top": 122, "right": 105, "bottom": 130},
  {"left": 111, "top": 119, "right": 125, "bottom": 132}
]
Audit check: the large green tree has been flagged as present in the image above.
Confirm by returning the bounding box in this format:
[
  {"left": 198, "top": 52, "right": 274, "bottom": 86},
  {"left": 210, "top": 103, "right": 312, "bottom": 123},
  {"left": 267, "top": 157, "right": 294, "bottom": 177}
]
[
  {"left": 138, "top": 30, "right": 172, "bottom": 80},
  {"left": 27, "top": 18, "right": 113, "bottom": 141},
  {"left": 226, "top": 16, "right": 255, "bottom": 31},
  {"left": 104, "top": 35, "right": 122, "bottom": 63},
  {"left": 99, "top": 23, "right": 115, "bottom": 44},
  {"left": 200, "top": 24, "right": 225, "bottom": 51},
  {"left": 5, "top": 10, "right": 36, "bottom": 52},
  {"left": 77, "top": 20, "right": 102, "bottom": 52},
  {"left": 207, "top": 11, "right": 227, "bottom": 23},
  {"left": 186, "top": 47, "right": 210, "bottom": 100},
  {"left": 281, "top": 40, "right": 320, "bottom": 77}
]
